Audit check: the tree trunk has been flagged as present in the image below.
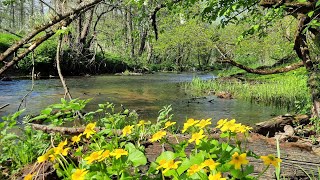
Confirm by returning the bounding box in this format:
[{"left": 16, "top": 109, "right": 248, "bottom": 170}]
[
  {"left": 293, "top": 14, "right": 320, "bottom": 118},
  {"left": 126, "top": 6, "right": 134, "bottom": 58}
]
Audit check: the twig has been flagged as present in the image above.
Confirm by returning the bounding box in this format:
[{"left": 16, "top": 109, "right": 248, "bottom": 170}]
[
  {"left": 18, "top": 52, "right": 35, "bottom": 111},
  {"left": 0, "top": 103, "right": 9, "bottom": 110},
  {"left": 38, "top": 0, "right": 61, "bottom": 16},
  {"left": 56, "top": 34, "right": 72, "bottom": 100}
]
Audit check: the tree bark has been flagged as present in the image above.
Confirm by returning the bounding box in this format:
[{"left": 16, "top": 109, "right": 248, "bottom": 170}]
[
  {"left": 126, "top": 6, "right": 134, "bottom": 58},
  {"left": 293, "top": 14, "right": 320, "bottom": 118}
]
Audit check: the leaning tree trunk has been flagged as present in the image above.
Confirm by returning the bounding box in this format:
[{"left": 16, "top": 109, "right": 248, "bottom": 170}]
[{"left": 293, "top": 13, "right": 320, "bottom": 118}]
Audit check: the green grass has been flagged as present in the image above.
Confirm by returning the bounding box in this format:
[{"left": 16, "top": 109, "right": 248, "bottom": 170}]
[{"left": 185, "top": 68, "right": 310, "bottom": 112}]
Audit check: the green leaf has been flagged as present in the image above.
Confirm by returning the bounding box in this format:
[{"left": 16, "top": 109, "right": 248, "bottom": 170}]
[
  {"left": 243, "top": 165, "right": 254, "bottom": 176},
  {"left": 307, "top": 11, "right": 314, "bottom": 17},
  {"left": 155, "top": 151, "right": 176, "bottom": 162},
  {"left": 316, "top": 1, "right": 320, "bottom": 7},
  {"left": 41, "top": 108, "right": 52, "bottom": 115},
  {"left": 126, "top": 143, "right": 147, "bottom": 167}
]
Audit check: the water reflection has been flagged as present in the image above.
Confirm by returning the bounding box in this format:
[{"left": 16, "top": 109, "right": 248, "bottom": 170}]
[{"left": 0, "top": 73, "right": 285, "bottom": 125}]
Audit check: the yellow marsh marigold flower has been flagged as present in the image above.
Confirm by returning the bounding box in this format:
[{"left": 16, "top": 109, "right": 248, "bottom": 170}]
[
  {"left": 260, "top": 154, "right": 282, "bottom": 168},
  {"left": 83, "top": 122, "right": 96, "bottom": 138},
  {"left": 187, "top": 164, "right": 202, "bottom": 176},
  {"left": 216, "top": 119, "right": 228, "bottom": 129},
  {"left": 196, "top": 118, "right": 212, "bottom": 129},
  {"left": 156, "top": 159, "right": 168, "bottom": 170},
  {"left": 71, "top": 134, "right": 82, "bottom": 144},
  {"left": 229, "top": 152, "right": 249, "bottom": 169},
  {"left": 164, "top": 121, "right": 176, "bottom": 129},
  {"left": 85, "top": 150, "right": 103, "bottom": 164},
  {"left": 122, "top": 125, "right": 134, "bottom": 136},
  {"left": 53, "top": 140, "right": 69, "bottom": 156},
  {"left": 137, "top": 120, "right": 150, "bottom": 126},
  {"left": 201, "top": 159, "right": 220, "bottom": 170},
  {"left": 208, "top": 172, "right": 226, "bottom": 180},
  {"left": 182, "top": 118, "right": 200, "bottom": 133},
  {"left": 150, "top": 130, "right": 166, "bottom": 142},
  {"left": 220, "top": 119, "right": 237, "bottom": 132},
  {"left": 24, "top": 173, "right": 33, "bottom": 180},
  {"left": 156, "top": 159, "right": 181, "bottom": 174},
  {"left": 110, "top": 149, "right": 128, "bottom": 159},
  {"left": 99, "top": 150, "right": 110, "bottom": 161},
  {"left": 71, "top": 169, "right": 88, "bottom": 180},
  {"left": 37, "top": 153, "right": 49, "bottom": 163},
  {"left": 188, "top": 129, "right": 205, "bottom": 145}
]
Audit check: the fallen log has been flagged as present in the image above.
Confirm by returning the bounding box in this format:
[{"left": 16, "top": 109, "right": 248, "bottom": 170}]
[{"left": 253, "top": 114, "right": 310, "bottom": 137}]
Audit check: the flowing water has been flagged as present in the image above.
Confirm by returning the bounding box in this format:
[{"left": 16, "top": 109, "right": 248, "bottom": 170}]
[{"left": 0, "top": 73, "right": 286, "bottom": 125}]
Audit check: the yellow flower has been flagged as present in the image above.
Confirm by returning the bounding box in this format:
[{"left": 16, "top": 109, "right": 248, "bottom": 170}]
[
  {"left": 156, "top": 159, "right": 168, "bottom": 170},
  {"left": 54, "top": 139, "right": 68, "bottom": 155},
  {"left": 137, "top": 120, "right": 150, "bottom": 126},
  {"left": 188, "top": 129, "right": 205, "bottom": 145},
  {"left": 83, "top": 122, "right": 96, "bottom": 138},
  {"left": 229, "top": 152, "right": 249, "bottom": 169},
  {"left": 24, "top": 173, "right": 33, "bottom": 180},
  {"left": 37, "top": 153, "right": 49, "bottom": 163},
  {"left": 85, "top": 150, "right": 103, "bottom": 164},
  {"left": 201, "top": 159, "right": 220, "bottom": 170},
  {"left": 156, "top": 159, "right": 181, "bottom": 173},
  {"left": 182, "top": 118, "right": 200, "bottom": 133},
  {"left": 71, "top": 169, "right": 88, "bottom": 180},
  {"left": 38, "top": 148, "right": 54, "bottom": 163},
  {"left": 260, "top": 154, "right": 282, "bottom": 168},
  {"left": 208, "top": 172, "right": 226, "bottom": 180},
  {"left": 99, "top": 150, "right": 110, "bottom": 161},
  {"left": 187, "top": 164, "right": 202, "bottom": 176},
  {"left": 149, "top": 130, "right": 166, "bottom": 142},
  {"left": 220, "top": 119, "right": 237, "bottom": 132},
  {"left": 196, "top": 118, "right": 212, "bottom": 129},
  {"left": 164, "top": 121, "right": 176, "bottom": 129},
  {"left": 71, "top": 134, "right": 82, "bottom": 144},
  {"left": 122, "top": 125, "right": 134, "bottom": 136},
  {"left": 110, "top": 149, "right": 128, "bottom": 159},
  {"left": 216, "top": 119, "right": 228, "bottom": 128}
]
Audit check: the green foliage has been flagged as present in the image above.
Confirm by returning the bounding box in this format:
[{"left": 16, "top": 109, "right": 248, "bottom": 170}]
[
  {"left": 186, "top": 69, "right": 311, "bottom": 113},
  {"left": 0, "top": 110, "right": 50, "bottom": 175},
  {"left": 0, "top": 33, "right": 20, "bottom": 52},
  {"left": 6, "top": 99, "right": 280, "bottom": 179}
]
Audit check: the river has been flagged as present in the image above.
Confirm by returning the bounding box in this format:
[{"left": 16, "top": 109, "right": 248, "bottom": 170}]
[{"left": 0, "top": 73, "right": 285, "bottom": 125}]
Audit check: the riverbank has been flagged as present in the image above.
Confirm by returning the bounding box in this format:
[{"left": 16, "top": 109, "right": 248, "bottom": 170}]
[{"left": 185, "top": 68, "right": 310, "bottom": 114}]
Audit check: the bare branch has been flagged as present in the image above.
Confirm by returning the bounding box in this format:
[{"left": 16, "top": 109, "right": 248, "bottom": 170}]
[
  {"left": 216, "top": 46, "right": 304, "bottom": 75},
  {"left": 0, "top": 0, "right": 103, "bottom": 63},
  {"left": 0, "top": 27, "right": 23, "bottom": 38},
  {"left": 39, "top": 0, "right": 61, "bottom": 16}
]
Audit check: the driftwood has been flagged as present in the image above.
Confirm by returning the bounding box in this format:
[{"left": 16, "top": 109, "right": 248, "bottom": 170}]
[{"left": 253, "top": 114, "right": 310, "bottom": 136}]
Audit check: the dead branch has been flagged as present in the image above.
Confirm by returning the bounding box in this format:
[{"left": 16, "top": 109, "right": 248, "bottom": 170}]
[
  {"left": 0, "top": 0, "right": 102, "bottom": 63},
  {"left": 18, "top": 52, "right": 35, "bottom": 111},
  {"left": 56, "top": 34, "right": 72, "bottom": 100},
  {"left": 0, "top": 27, "right": 23, "bottom": 38},
  {"left": 216, "top": 46, "right": 304, "bottom": 75},
  {"left": 39, "top": 0, "right": 61, "bottom": 16},
  {"left": 30, "top": 123, "right": 121, "bottom": 135},
  {"left": 0, "top": 0, "right": 102, "bottom": 75},
  {"left": 0, "top": 103, "right": 9, "bottom": 110}
]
